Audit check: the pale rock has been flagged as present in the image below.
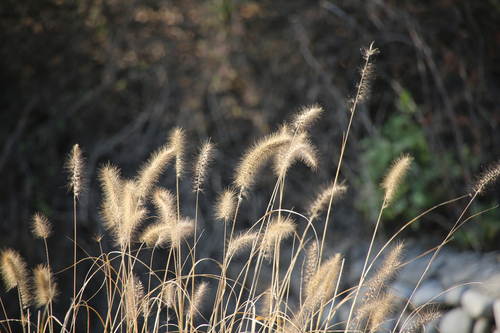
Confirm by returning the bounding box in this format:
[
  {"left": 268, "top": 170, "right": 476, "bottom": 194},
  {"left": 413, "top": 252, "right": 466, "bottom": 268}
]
[
  {"left": 439, "top": 308, "right": 473, "bottom": 333},
  {"left": 462, "top": 289, "right": 494, "bottom": 319}
]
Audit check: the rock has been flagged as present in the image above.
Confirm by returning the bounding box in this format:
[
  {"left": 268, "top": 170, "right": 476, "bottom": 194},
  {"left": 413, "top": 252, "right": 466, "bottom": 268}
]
[
  {"left": 493, "top": 299, "right": 500, "bottom": 328},
  {"left": 444, "top": 285, "right": 468, "bottom": 307},
  {"left": 473, "top": 317, "right": 492, "bottom": 333},
  {"left": 412, "top": 280, "right": 445, "bottom": 308},
  {"left": 439, "top": 308, "right": 473, "bottom": 333},
  {"left": 462, "top": 289, "right": 494, "bottom": 319}
]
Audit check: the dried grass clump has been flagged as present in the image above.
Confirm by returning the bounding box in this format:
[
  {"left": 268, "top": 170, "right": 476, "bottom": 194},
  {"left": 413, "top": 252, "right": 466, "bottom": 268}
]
[{"left": 0, "top": 43, "right": 492, "bottom": 333}]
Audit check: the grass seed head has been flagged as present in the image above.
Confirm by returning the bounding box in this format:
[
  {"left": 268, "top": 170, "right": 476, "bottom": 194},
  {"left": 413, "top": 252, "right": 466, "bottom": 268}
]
[
  {"left": 30, "top": 212, "right": 53, "bottom": 239},
  {"left": 192, "top": 138, "right": 216, "bottom": 193},
  {"left": 64, "top": 144, "right": 87, "bottom": 198},
  {"left": 0, "top": 249, "right": 31, "bottom": 308},
  {"left": 381, "top": 154, "right": 413, "bottom": 208},
  {"left": 470, "top": 159, "right": 500, "bottom": 195},
  {"left": 215, "top": 187, "right": 237, "bottom": 224},
  {"left": 32, "top": 264, "right": 58, "bottom": 308}
]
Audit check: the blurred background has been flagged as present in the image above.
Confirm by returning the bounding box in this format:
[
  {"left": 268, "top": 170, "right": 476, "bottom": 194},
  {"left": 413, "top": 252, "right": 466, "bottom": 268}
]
[{"left": 1, "top": 0, "right": 499, "bottom": 325}]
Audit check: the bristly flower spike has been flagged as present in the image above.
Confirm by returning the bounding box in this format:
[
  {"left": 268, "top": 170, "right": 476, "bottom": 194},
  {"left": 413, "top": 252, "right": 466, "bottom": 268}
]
[
  {"left": 192, "top": 138, "right": 216, "bottom": 193},
  {"left": 64, "top": 144, "right": 87, "bottom": 198},
  {"left": 30, "top": 212, "right": 53, "bottom": 239},
  {"left": 470, "top": 159, "right": 500, "bottom": 195},
  {"left": 381, "top": 154, "right": 413, "bottom": 208}
]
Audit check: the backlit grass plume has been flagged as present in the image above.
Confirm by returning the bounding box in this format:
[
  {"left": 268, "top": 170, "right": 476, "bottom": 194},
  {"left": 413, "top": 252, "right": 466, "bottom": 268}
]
[
  {"left": 64, "top": 144, "right": 87, "bottom": 199},
  {"left": 381, "top": 153, "right": 413, "bottom": 208},
  {"left": 1, "top": 249, "right": 31, "bottom": 308},
  {"left": 0, "top": 43, "right": 487, "bottom": 333},
  {"left": 307, "top": 182, "right": 348, "bottom": 222},
  {"left": 470, "top": 159, "right": 500, "bottom": 195},
  {"left": 192, "top": 139, "right": 216, "bottom": 193},
  {"left": 290, "top": 104, "right": 324, "bottom": 132},
  {"left": 136, "top": 143, "right": 175, "bottom": 199},
  {"left": 234, "top": 130, "right": 292, "bottom": 197},
  {"left": 32, "top": 264, "right": 58, "bottom": 308},
  {"left": 30, "top": 212, "right": 52, "bottom": 240}
]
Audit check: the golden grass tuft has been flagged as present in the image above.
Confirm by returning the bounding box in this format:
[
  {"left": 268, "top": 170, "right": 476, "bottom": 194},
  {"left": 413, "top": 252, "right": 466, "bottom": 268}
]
[
  {"left": 234, "top": 130, "right": 291, "bottom": 195},
  {"left": 32, "top": 264, "right": 58, "bottom": 308},
  {"left": 98, "top": 162, "right": 124, "bottom": 232},
  {"left": 189, "top": 281, "right": 210, "bottom": 319},
  {"left": 136, "top": 143, "right": 175, "bottom": 199},
  {"left": 272, "top": 131, "right": 319, "bottom": 179},
  {"left": 169, "top": 127, "right": 187, "bottom": 179},
  {"left": 140, "top": 222, "right": 171, "bottom": 248},
  {"left": 381, "top": 154, "right": 413, "bottom": 208},
  {"left": 30, "top": 212, "right": 53, "bottom": 239},
  {"left": 261, "top": 216, "right": 296, "bottom": 260},
  {"left": 2, "top": 43, "right": 491, "bottom": 333},
  {"left": 64, "top": 143, "right": 87, "bottom": 198},
  {"left": 119, "top": 179, "right": 148, "bottom": 247},
  {"left": 152, "top": 187, "right": 177, "bottom": 225},
  {"left": 0, "top": 248, "right": 31, "bottom": 308},
  {"left": 214, "top": 187, "right": 237, "bottom": 224},
  {"left": 192, "top": 139, "right": 216, "bottom": 193},
  {"left": 226, "top": 231, "right": 258, "bottom": 261},
  {"left": 290, "top": 104, "right": 324, "bottom": 132},
  {"left": 364, "top": 242, "right": 404, "bottom": 302},
  {"left": 307, "top": 181, "right": 348, "bottom": 221}
]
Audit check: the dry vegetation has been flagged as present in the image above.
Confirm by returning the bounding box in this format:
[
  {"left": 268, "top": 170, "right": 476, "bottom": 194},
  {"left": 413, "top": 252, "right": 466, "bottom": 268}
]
[
  {"left": 1, "top": 43, "right": 499, "bottom": 333},
  {"left": 1, "top": 0, "right": 500, "bottom": 332}
]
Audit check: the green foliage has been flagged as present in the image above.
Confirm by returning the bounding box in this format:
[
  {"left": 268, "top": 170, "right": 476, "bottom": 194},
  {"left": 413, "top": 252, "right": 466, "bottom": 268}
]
[
  {"left": 455, "top": 200, "right": 500, "bottom": 251},
  {"left": 358, "top": 89, "right": 462, "bottom": 228}
]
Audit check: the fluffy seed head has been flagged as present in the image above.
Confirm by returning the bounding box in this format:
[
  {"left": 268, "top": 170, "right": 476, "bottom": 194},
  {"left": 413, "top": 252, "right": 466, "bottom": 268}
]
[
  {"left": 192, "top": 139, "right": 216, "bottom": 193},
  {"left": 307, "top": 181, "right": 348, "bottom": 221},
  {"left": 170, "top": 217, "right": 195, "bottom": 249},
  {"left": 365, "top": 242, "right": 404, "bottom": 302},
  {"left": 294, "top": 253, "right": 342, "bottom": 329},
  {"left": 32, "top": 264, "right": 58, "bottom": 308},
  {"left": 272, "top": 131, "right": 320, "bottom": 178},
  {"left": 234, "top": 131, "right": 291, "bottom": 195},
  {"left": 168, "top": 127, "right": 187, "bottom": 178},
  {"left": 152, "top": 188, "right": 176, "bottom": 225},
  {"left": 161, "top": 281, "right": 177, "bottom": 308},
  {"left": 64, "top": 144, "right": 87, "bottom": 198},
  {"left": 470, "top": 159, "right": 500, "bottom": 195},
  {"left": 354, "top": 291, "right": 395, "bottom": 332},
  {"left": 140, "top": 222, "right": 171, "bottom": 248},
  {"left": 303, "top": 241, "right": 319, "bottom": 294},
  {"left": 136, "top": 144, "right": 175, "bottom": 198},
  {"left": 125, "top": 274, "right": 145, "bottom": 319},
  {"left": 118, "top": 180, "right": 148, "bottom": 247},
  {"left": 98, "top": 163, "right": 123, "bottom": 233},
  {"left": 189, "top": 281, "right": 210, "bottom": 319},
  {"left": 30, "top": 212, "right": 52, "bottom": 239},
  {"left": 0, "top": 249, "right": 31, "bottom": 307},
  {"left": 261, "top": 216, "right": 296, "bottom": 260},
  {"left": 214, "top": 188, "right": 237, "bottom": 224},
  {"left": 381, "top": 154, "right": 413, "bottom": 207},
  {"left": 226, "top": 231, "right": 258, "bottom": 262},
  {"left": 402, "top": 309, "right": 442, "bottom": 333},
  {"left": 290, "top": 104, "right": 323, "bottom": 132},
  {"left": 303, "top": 253, "right": 342, "bottom": 311}
]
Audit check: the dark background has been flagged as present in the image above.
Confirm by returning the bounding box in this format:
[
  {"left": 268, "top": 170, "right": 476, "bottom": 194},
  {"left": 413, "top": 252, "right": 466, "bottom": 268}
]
[{"left": 1, "top": 0, "right": 499, "bottom": 327}]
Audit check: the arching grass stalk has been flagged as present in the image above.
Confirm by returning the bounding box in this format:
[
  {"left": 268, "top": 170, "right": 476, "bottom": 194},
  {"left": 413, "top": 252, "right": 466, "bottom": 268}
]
[
  {"left": 321, "top": 42, "right": 379, "bottom": 261},
  {"left": 64, "top": 144, "right": 86, "bottom": 333}
]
